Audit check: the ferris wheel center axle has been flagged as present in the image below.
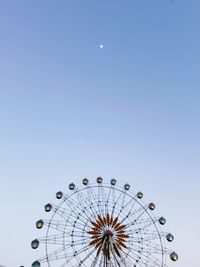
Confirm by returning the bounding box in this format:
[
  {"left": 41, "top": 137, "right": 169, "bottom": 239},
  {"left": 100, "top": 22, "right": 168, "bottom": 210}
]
[{"left": 104, "top": 230, "right": 113, "bottom": 237}]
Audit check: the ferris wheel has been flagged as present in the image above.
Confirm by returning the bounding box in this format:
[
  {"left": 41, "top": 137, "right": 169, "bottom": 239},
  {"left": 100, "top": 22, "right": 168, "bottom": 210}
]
[{"left": 31, "top": 177, "right": 178, "bottom": 267}]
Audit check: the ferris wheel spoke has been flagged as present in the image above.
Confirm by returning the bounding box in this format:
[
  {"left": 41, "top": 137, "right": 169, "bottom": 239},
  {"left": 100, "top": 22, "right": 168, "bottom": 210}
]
[
  {"left": 63, "top": 197, "right": 93, "bottom": 224},
  {"left": 45, "top": 219, "right": 89, "bottom": 234},
  {"left": 125, "top": 207, "right": 149, "bottom": 229},
  {"left": 128, "top": 230, "right": 162, "bottom": 241},
  {"left": 125, "top": 214, "right": 154, "bottom": 228},
  {"left": 134, "top": 219, "right": 157, "bottom": 231},
  {"left": 115, "top": 190, "right": 130, "bottom": 220},
  {"left": 42, "top": 219, "right": 68, "bottom": 233},
  {"left": 65, "top": 243, "right": 95, "bottom": 265},
  {"left": 98, "top": 184, "right": 106, "bottom": 217},
  {"left": 88, "top": 186, "right": 101, "bottom": 215},
  {"left": 75, "top": 246, "right": 97, "bottom": 266},
  {"left": 88, "top": 185, "right": 105, "bottom": 217},
  {"left": 75, "top": 189, "right": 98, "bottom": 220},
  {"left": 104, "top": 184, "right": 112, "bottom": 215},
  {"left": 127, "top": 240, "right": 164, "bottom": 255},
  {"left": 138, "top": 233, "right": 164, "bottom": 242},
  {"left": 122, "top": 205, "right": 145, "bottom": 226},
  {"left": 123, "top": 248, "right": 157, "bottom": 267},
  {"left": 116, "top": 229, "right": 164, "bottom": 266},
  {"left": 38, "top": 235, "right": 66, "bottom": 245},
  {"left": 119, "top": 198, "right": 138, "bottom": 225},
  {"left": 110, "top": 243, "right": 129, "bottom": 267},
  {"left": 63, "top": 193, "right": 96, "bottom": 223},
  {"left": 125, "top": 222, "right": 160, "bottom": 242},
  {"left": 85, "top": 185, "right": 101, "bottom": 218},
  {"left": 42, "top": 219, "right": 87, "bottom": 236},
  {"left": 135, "top": 216, "right": 158, "bottom": 224},
  {"left": 121, "top": 246, "right": 145, "bottom": 267},
  {"left": 47, "top": 253, "right": 74, "bottom": 265},
  {"left": 111, "top": 190, "right": 125, "bottom": 219},
  {"left": 137, "top": 241, "right": 166, "bottom": 254},
  {"left": 52, "top": 203, "right": 92, "bottom": 230},
  {"left": 125, "top": 243, "right": 164, "bottom": 267},
  {"left": 113, "top": 253, "right": 127, "bottom": 267},
  {"left": 73, "top": 242, "right": 93, "bottom": 254},
  {"left": 127, "top": 241, "right": 162, "bottom": 254},
  {"left": 129, "top": 217, "right": 156, "bottom": 230},
  {"left": 37, "top": 245, "right": 72, "bottom": 262},
  {"left": 51, "top": 204, "right": 85, "bottom": 223},
  {"left": 100, "top": 186, "right": 109, "bottom": 218},
  {"left": 59, "top": 258, "right": 74, "bottom": 267},
  {"left": 138, "top": 251, "right": 164, "bottom": 267},
  {"left": 45, "top": 242, "right": 94, "bottom": 263},
  {"left": 125, "top": 253, "right": 150, "bottom": 267}
]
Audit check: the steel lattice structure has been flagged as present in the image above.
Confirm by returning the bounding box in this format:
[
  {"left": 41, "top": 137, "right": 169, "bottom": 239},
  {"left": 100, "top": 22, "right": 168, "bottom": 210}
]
[{"left": 31, "top": 177, "right": 178, "bottom": 267}]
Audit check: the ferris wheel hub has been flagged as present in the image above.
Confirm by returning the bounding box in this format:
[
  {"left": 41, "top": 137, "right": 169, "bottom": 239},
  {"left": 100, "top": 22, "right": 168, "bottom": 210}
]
[{"left": 104, "top": 229, "right": 113, "bottom": 237}]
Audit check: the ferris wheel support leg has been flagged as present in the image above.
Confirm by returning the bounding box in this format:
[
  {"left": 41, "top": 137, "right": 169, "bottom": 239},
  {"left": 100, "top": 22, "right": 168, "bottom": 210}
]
[
  {"left": 110, "top": 243, "right": 122, "bottom": 267},
  {"left": 90, "top": 239, "right": 106, "bottom": 267}
]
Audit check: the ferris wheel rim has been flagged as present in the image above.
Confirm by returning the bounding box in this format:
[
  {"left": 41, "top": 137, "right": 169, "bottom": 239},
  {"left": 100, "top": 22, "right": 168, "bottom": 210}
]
[
  {"left": 45, "top": 182, "right": 165, "bottom": 266},
  {"left": 32, "top": 178, "right": 178, "bottom": 267}
]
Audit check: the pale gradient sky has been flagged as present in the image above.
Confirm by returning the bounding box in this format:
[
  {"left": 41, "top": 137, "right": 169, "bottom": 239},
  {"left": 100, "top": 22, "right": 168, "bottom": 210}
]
[{"left": 0, "top": 0, "right": 199, "bottom": 266}]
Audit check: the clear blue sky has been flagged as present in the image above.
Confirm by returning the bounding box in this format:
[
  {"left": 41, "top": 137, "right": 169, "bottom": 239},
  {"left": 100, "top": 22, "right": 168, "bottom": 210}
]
[{"left": 0, "top": 0, "right": 199, "bottom": 266}]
